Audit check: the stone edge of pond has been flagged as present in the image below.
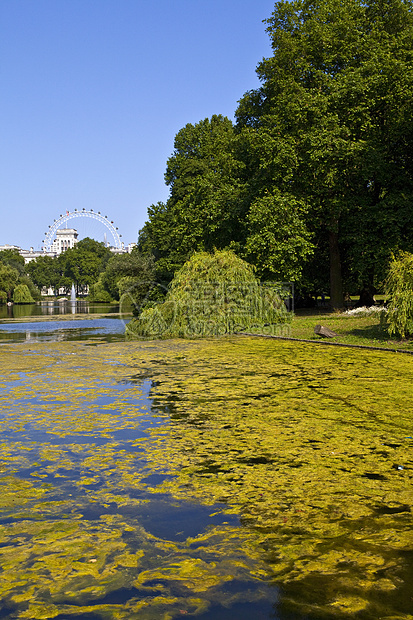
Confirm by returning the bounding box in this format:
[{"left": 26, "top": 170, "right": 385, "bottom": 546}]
[{"left": 237, "top": 332, "right": 413, "bottom": 355}]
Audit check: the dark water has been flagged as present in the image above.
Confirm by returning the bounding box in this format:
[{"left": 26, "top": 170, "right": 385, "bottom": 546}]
[{"left": 0, "top": 354, "right": 280, "bottom": 619}]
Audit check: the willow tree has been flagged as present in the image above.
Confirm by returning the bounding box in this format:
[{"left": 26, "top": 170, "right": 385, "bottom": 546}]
[
  {"left": 236, "top": 0, "right": 413, "bottom": 307},
  {"left": 13, "top": 284, "right": 35, "bottom": 304},
  {"left": 385, "top": 252, "right": 413, "bottom": 338},
  {"left": 126, "top": 250, "right": 291, "bottom": 339}
]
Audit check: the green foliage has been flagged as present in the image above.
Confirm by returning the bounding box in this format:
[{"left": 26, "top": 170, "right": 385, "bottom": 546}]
[
  {"left": 0, "top": 263, "right": 19, "bottom": 300},
  {"left": 12, "top": 284, "right": 35, "bottom": 304},
  {"left": 138, "top": 1, "right": 413, "bottom": 298},
  {"left": 235, "top": 0, "right": 413, "bottom": 306},
  {"left": 385, "top": 251, "right": 413, "bottom": 338},
  {"left": 0, "top": 249, "right": 25, "bottom": 274},
  {"left": 139, "top": 115, "right": 245, "bottom": 280},
  {"left": 62, "top": 238, "right": 112, "bottom": 290},
  {"left": 26, "top": 240, "right": 112, "bottom": 294},
  {"left": 245, "top": 190, "right": 314, "bottom": 281},
  {"left": 87, "top": 274, "right": 113, "bottom": 303},
  {"left": 0, "top": 291, "right": 7, "bottom": 304},
  {"left": 27, "top": 255, "right": 62, "bottom": 293},
  {"left": 18, "top": 274, "right": 41, "bottom": 301},
  {"left": 127, "top": 249, "right": 291, "bottom": 339},
  {"left": 101, "top": 249, "right": 155, "bottom": 301},
  {"left": 27, "top": 243, "right": 155, "bottom": 300}
]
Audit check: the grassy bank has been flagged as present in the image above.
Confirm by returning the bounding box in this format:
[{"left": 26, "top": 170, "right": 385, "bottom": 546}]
[{"left": 288, "top": 307, "right": 413, "bottom": 351}]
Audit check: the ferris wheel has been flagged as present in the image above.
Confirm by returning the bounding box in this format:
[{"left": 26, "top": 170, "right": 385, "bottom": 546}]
[{"left": 42, "top": 209, "right": 122, "bottom": 252}]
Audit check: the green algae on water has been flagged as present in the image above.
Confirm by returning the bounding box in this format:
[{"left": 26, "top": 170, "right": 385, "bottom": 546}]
[{"left": 0, "top": 338, "right": 412, "bottom": 619}]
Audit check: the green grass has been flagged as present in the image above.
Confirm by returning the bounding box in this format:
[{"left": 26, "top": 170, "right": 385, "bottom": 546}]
[{"left": 289, "top": 308, "right": 413, "bottom": 351}]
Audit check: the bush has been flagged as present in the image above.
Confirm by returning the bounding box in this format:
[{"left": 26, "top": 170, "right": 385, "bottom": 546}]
[
  {"left": 126, "top": 249, "right": 292, "bottom": 339},
  {"left": 385, "top": 251, "right": 413, "bottom": 339},
  {"left": 0, "top": 291, "right": 7, "bottom": 304},
  {"left": 13, "top": 284, "right": 35, "bottom": 304},
  {"left": 88, "top": 277, "right": 113, "bottom": 303},
  {"left": 19, "top": 275, "right": 41, "bottom": 301}
]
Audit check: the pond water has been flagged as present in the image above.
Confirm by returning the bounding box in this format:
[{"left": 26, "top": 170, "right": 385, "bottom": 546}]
[
  {"left": 0, "top": 301, "right": 119, "bottom": 320},
  {"left": 0, "top": 318, "right": 127, "bottom": 344},
  {"left": 0, "top": 332, "right": 412, "bottom": 619},
  {"left": 0, "top": 303, "right": 128, "bottom": 344}
]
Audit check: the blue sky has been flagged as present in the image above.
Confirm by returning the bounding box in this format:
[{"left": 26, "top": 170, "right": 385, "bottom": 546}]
[{"left": 1, "top": 0, "right": 274, "bottom": 250}]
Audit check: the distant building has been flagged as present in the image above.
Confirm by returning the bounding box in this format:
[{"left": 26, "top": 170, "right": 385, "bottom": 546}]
[
  {"left": 20, "top": 247, "right": 50, "bottom": 263},
  {"left": 0, "top": 244, "right": 22, "bottom": 252},
  {"left": 2, "top": 228, "right": 134, "bottom": 264},
  {"left": 0, "top": 244, "right": 48, "bottom": 263},
  {"left": 111, "top": 242, "right": 137, "bottom": 255},
  {"left": 50, "top": 228, "right": 79, "bottom": 254}
]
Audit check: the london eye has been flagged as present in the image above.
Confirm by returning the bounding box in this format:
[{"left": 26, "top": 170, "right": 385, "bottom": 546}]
[{"left": 42, "top": 209, "right": 122, "bottom": 252}]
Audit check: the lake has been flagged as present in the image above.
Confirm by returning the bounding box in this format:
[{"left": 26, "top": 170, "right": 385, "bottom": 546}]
[
  {"left": 0, "top": 302, "right": 128, "bottom": 344},
  {"left": 0, "top": 300, "right": 120, "bottom": 320},
  {"left": 0, "top": 319, "right": 412, "bottom": 619}
]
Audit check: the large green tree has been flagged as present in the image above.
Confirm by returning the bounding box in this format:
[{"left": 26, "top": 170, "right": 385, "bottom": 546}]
[
  {"left": 0, "top": 249, "right": 25, "bottom": 274},
  {"left": 100, "top": 248, "right": 155, "bottom": 301},
  {"left": 60, "top": 238, "right": 112, "bottom": 292},
  {"left": 236, "top": 0, "right": 413, "bottom": 307},
  {"left": 0, "top": 263, "right": 19, "bottom": 301},
  {"left": 26, "top": 255, "right": 62, "bottom": 293},
  {"left": 139, "top": 115, "right": 245, "bottom": 280}
]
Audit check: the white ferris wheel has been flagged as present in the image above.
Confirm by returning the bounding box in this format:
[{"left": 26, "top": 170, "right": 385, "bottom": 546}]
[{"left": 42, "top": 209, "right": 122, "bottom": 252}]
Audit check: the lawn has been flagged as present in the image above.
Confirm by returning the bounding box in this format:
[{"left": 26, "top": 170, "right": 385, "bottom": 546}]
[{"left": 288, "top": 306, "right": 413, "bottom": 352}]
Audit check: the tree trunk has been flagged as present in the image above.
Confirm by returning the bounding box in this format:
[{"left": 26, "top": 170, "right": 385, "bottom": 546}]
[{"left": 329, "top": 227, "right": 343, "bottom": 309}]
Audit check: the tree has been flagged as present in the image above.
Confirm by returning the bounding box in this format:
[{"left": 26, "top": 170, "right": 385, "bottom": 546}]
[
  {"left": 244, "top": 190, "right": 314, "bottom": 281},
  {"left": 127, "top": 249, "right": 291, "bottom": 339},
  {"left": 139, "top": 115, "right": 245, "bottom": 280},
  {"left": 26, "top": 255, "right": 61, "bottom": 293},
  {"left": 385, "top": 251, "right": 413, "bottom": 338},
  {"left": 0, "top": 263, "right": 19, "bottom": 301},
  {"left": 101, "top": 248, "right": 155, "bottom": 301},
  {"left": 13, "top": 284, "right": 35, "bottom": 304},
  {"left": 0, "top": 249, "right": 25, "bottom": 274},
  {"left": 61, "top": 238, "right": 112, "bottom": 292},
  {"left": 18, "top": 274, "right": 41, "bottom": 301},
  {"left": 236, "top": 0, "right": 413, "bottom": 307}
]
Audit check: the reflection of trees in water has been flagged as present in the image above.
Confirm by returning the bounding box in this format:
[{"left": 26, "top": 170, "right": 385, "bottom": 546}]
[
  {"left": 141, "top": 338, "right": 413, "bottom": 619},
  {"left": 0, "top": 338, "right": 412, "bottom": 619}
]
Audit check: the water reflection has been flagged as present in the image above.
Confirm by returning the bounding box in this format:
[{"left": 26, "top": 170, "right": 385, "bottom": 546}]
[
  {"left": 0, "top": 318, "right": 127, "bottom": 343},
  {"left": 0, "top": 360, "right": 275, "bottom": 619},
  {"left": 2, "top": 334, "right": 412, "bottom": 619},
  {"left": 0, "top": 300, "right": 120, "bottom": 319}
]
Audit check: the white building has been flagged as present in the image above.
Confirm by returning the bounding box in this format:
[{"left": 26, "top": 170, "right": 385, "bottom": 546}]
[
  {"left": 20, "top": 247, "right": 52, "bottom": 263},
  {"left": 0, "top": 244, "right": 22, "bottom": 252},
  {"left": 2, "top": 228, "right": 134, "bottom": 264},
  {"left": 50, "top": 229, "right": 78, "bottom": 254}
]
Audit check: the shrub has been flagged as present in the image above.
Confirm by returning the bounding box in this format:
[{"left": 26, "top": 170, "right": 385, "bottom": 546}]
[
  {"left": 0, "top": 291, "right": 7, "bottom": 304},
  {"left": 385, "top": 251, "right": 413, "bottom": 339},
  {"left": 126, "top": 249, "right": 292, "bottom": 339},
  {"left": 88, "top": 277, "right": 113, "bottom": 303},
  {"left": 19, "top": 275, "right": 41, "bottom": 301},
  {"left": 13, "top": 284, "right": 35, "bottom": 304}
]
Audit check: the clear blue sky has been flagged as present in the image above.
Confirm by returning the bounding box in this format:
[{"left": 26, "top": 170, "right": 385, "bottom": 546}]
[{"left": 1, "top": 0, "right": 275, "bottom": 250}]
